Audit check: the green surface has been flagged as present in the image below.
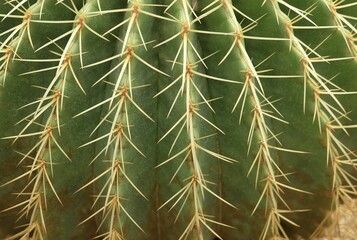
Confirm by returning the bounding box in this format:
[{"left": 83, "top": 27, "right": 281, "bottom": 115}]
[{"left": 0, "top": 0, "right": 356, "bottom": 239}]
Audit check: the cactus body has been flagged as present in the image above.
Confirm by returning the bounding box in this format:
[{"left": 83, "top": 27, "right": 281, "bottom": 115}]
[{"left": 0, "top": 0, "right": 357, "bottom": 239}]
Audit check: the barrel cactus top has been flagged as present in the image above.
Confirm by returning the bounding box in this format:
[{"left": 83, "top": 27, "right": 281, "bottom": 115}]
[{"left": 0, "top": 0, "right": 357, "bottom": 239}]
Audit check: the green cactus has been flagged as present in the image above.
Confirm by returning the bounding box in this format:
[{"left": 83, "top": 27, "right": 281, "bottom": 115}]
[{"left": 0, "top": 0, "right": 357, "bottom": 239}]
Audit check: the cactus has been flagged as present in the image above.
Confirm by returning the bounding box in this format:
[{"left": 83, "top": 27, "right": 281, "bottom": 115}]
[{"left": 0, "top": 0, "right": 357, "bottom": 239}]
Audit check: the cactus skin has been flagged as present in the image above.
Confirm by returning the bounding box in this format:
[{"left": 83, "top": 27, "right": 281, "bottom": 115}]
[{"left": 0, "top": 0, "right": 357, "bottom": 239}]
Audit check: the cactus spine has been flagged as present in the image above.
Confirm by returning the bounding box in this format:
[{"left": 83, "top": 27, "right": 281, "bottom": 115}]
[{"left": 0, "top": 0, "right": 357, "bottom": 239}]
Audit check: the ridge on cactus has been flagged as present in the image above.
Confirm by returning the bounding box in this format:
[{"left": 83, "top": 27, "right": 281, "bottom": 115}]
[{"left": 0, "top": 0, "right": 357, "bottom": 239}]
